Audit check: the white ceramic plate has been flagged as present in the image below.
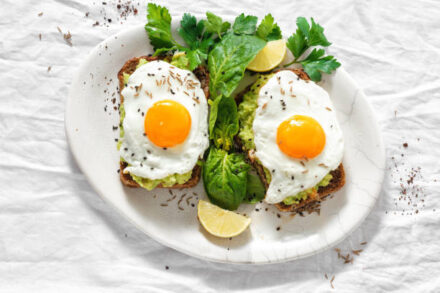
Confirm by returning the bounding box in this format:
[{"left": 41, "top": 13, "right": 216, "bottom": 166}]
[{"left": 65, "top": 24, "right": 385, "bottom": 264}]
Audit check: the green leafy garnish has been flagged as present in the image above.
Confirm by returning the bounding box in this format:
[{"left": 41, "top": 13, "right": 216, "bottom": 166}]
[
  {"left": 210, "top": 96, "right": 239, "bottom": 151},
  {"left": 243, "top": 173, "right": 266, "bottom": 203},
  {"left": 145, "top": 3, "right": 181, "bottom": 50},
  {"left": 300, "top": 49, "right": 340, "bottom": 81},
  {"left": 256, "top": 14, "right": 282, "bottom": 41},
  {"left": 285, "top": 17, "right": 340, "bottom": 81},
  {"left": 208, "top": 33, "right": 266, "bottom": 99},
  {"left": 204, "top": 12, "right": 231, "bottom": 38},
  {"left": 176, "top": 13, "right": 216, "bottom": 70},
  {"left": 232, "top": 13, "right": 258, "bottom": 35},
  {"left": 146, "top": 6, "right": 220, "bottom": 70},
  {"left": 203, "top": 147, "right": 250, "bottom": 210}
]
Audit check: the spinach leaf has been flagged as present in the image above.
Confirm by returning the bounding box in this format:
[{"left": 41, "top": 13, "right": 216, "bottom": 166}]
[
  {"left": 232, "top": 13, "right": 258, "bottom": 35},
  {"left": 210, "top": 96, "right": 239, "bottom": 151},
  {"left": 243, "top": 173, "right": 266, "bottom": 203},
  {"left": 208, "top": 33, "right": 266, "bottom": 99},
  {"left": 256, "top": 14, "right": 282, "bottom": 41},
  {"left": 203, "top": 147, "right": 250, "bottom": 210}
]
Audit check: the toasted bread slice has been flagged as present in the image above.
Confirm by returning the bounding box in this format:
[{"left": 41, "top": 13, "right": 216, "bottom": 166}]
[
  {"left": 117, "top": 55, "right": 209, "bottom": 189},
  {"left": 237, "top": 68, "right": 345, "bottom": 213}
]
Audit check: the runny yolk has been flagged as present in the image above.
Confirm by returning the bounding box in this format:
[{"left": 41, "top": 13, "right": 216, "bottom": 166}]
[
  {"left": 144, "top": 100, "right": 191, "bottom": 148},
  {"left": 276, "top": 115, "right": 325, "bottom": 159}
]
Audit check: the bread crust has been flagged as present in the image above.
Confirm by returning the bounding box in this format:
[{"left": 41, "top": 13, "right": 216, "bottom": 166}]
[
  {"left": 117, "top": 55, "right": 208, "bottom": 189},
  {"left": 238, "top": 68, "right": 346, "bottom": 213}
]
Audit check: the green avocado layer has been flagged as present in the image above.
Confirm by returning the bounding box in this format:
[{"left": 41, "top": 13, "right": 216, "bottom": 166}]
[
  {"left": 236, "top": 73, "right": 333, "bottom": 205},
  {"left": 119, "top": 57, "right": 193, "bottom": 189}
]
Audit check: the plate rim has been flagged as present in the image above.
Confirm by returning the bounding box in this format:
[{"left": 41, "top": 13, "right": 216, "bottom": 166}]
[{"left": 65, "top": 24, "right": 386, "bottom": 265}]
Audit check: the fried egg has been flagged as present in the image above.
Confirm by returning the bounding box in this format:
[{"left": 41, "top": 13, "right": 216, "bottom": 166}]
[
  {"left": 119, "top": 60, "right": 209, "bottom": 179},
  {"left": 253, "top": 70, "right": 344, "bottom": 204}
]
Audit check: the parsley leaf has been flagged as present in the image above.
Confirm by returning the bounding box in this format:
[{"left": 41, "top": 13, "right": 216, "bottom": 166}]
[
  {"left": 233, "top": 13, "right": 258, "bottom": 35},
  {"left": 208, "top": 33, "right": 266, "bottom": 99},
  {"left": 307, "top": 18, "right": 331, "bottom": 47},
  {"left": 145, "top": 3, "right": 179, "bottom": 50},
  {"left": 256, "top": 14, "right": 282, "bottom": 41},
  {"left": 300, "top": 49, "right": 340, "bottom": 81},
  {"left": 177, "top": 13, "right": 203, "bottom": 49},
  {"left": 177, "top": 13, "right": 213, "bottom": 70},
  {"left": 285, "top": 17, "right": 339, "bottom": 81},
  {"left": 204, "top": 12, "right": 231, "bottom": 38},
  {"left": 286, "top": 29, "right": 307, "bottom": 60}
]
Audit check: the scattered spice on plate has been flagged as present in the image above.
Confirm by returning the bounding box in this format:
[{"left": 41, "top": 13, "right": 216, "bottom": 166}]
[
  {"left": 38, "top": 12, "right": 43, "bottom": 17},
  {"left": 330, "top": 275, "right": 335, "bottom": 289}
]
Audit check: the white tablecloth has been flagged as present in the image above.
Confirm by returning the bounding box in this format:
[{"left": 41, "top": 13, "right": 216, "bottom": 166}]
[{"left": 1, "top": 0, "right": 440, "bottom": 291}]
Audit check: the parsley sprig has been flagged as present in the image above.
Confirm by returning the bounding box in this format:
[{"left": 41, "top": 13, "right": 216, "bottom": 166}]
[
  {"left": 145, "top": 3, "right": 230, "bottom": 70},
  {"left": 285, "top": 17, "right": 340, "bottom": 81}
]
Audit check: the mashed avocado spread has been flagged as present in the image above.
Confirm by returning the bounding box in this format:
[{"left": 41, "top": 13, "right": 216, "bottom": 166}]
[
  {"left": 237, "top": 73, "right": 333, "bottom": 206},
  {"left": 118, "top": 57, "right": 193, "bottom": 189}
]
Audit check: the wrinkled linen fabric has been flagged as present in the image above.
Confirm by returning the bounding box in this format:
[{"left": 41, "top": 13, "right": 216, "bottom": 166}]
[{"left": 1, "top": 0, "right": 440, "bottom": 292}]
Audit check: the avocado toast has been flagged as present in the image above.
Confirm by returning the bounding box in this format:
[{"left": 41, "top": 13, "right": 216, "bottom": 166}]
[
  {"left": 118, "top": 55, "right": 209, "bottom": 189},
  {"left": 236, "top": 68, "right": 345, "bottom": 213}
]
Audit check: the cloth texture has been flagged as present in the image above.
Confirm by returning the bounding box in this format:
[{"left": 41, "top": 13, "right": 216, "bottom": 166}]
[{"left": 1, "top": 0, "right": 439, "bottom": 292}]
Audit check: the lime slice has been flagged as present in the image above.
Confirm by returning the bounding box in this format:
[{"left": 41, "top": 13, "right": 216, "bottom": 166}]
[
  {"left": 247, "top": 39, "right": 287, "bottom": 72},
  {"left": 197, "top": 200, "right": 251, "bottom": 238}
]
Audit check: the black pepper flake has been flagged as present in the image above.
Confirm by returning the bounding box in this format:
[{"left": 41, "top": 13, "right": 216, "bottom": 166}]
[
  {"left": 140, "top": 163, "right": 143, "bottom": 167},
  {"left": 117, "top": 169, "right": 120, "bottom": 173},
  {"left": 131, "top": 153, "right": 134, "bottom": 157},
  {"left": 191, "top": 203, "right": 195, "bottom": 207},
  {"left": 112, "top": 126, "right": 118, "bottom": 131},
  {"left": 403, "top": 143, "right": 408, "bottom": 148},
  {"left": 137, "top": 108, "right": 140, "bottom": 112},
  {"left": 124, "top": 147, "right": 128, "bottom": 151},
  {"left": 277, "top": 189, "right": 281, "bottom": 192},
  {"left": 265, "top": 91, "right": 268, "bottom": 95},
  {"left": 272, "top": 169, "right": 275, "bottom": 173},
  {"left": 170, "top": 89, "right": 175, "bottom": 95},
  {"left": 277, "top": 213, "right": 281, "bottom": 218},
  {"left": 158, "top": 67, "right": 162, "bottom": 70},
  {"left": 143, "top": 157, "right": 147, "bottom": 160},
  {"left": 163, "top": 147, "right": 167, "bottom": 150},
  {"left": 143, "top": 133, "right": 147, "bottom": 137},
  {"left": 165, "top": 266, "right": 169, "bottom": 270},
  {"left": 141, "top": 112, "right": 144, "bottom": 116},
  {"left": 276, "top": 226, "right": 281, "bottom": 231},
  {"left": 300, "top": 185, "right": 304, "bottom": 188},
  {"left": 114, "top": 138, "right": 118, "bottom": 142},
  {"left": 147, "top": 150, "right": 151, "bottom": 154},
  {"left": 151, "top": 167, "right": 154, "bottom": 170},
  {"left": 291, "top": 175, "right": 295, "bottom": 180},
  {"left": 255, "top": 208, "right": 259, "bottom": 212}
]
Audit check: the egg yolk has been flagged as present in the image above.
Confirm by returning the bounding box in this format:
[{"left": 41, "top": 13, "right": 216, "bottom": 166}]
[
  {"left": 276, "top": 115, "right": 325, "bottom": 159},
  {"left": 144, "top": 100, "right": 191, "bottom": 148}
]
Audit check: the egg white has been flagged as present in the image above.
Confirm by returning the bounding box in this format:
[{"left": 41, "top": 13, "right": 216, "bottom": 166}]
[
  {"left": 119, "top": 60, "right": 209, "bottom": 179},
  {"left": 253, "top": 70, "right": 344, "bottom": 204}
]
